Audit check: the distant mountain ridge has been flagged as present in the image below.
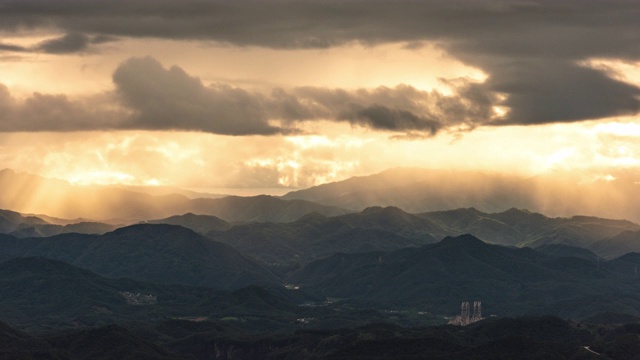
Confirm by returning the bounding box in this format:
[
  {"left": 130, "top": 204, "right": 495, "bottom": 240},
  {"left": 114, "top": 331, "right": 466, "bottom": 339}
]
[
  {"left": 0, "top": 209, "right": 120, "bottom": 238},
  {"left": 144, "top": 213, "right": 232, "bottom": 233},
  {"left": 591, "top": 230, "right": 640, "bottom": 259},
  {"left": 283, "top": 167, "right": 640, "bottom": 223},
  {"left": 0, "top": 169, "right": 349, "bottom": 221},
  {"left": 200, "top": 206, "right": 639, "bottom": 264},
  {"left": 3, "top": 204, "right": 638, "bottom": 261},
  {"left": 0, "top": 209, "right": 48, "bottom": 233},
  {"left": 418, "top": 207, "right": 640, "bottom": 250}
]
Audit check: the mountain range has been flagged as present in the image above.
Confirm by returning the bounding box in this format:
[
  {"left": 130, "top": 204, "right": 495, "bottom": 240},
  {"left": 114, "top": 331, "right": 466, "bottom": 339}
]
[
  {"left": 0, "top": 169, "right": 348, "bottom": 222},
  {"left": 3, "top": 224, "right": 640, "bottom": 321},
  {"left": 6, "top": 166, "right": 640, "bottom": 224},
  {"left": 3, "top": 167, "right": 640, "bottom": 358},
  {"left": 0, "top": 256, "right": 304, "bottom": 333},
  {"left": 199, "top": 206, "right": 638, "bottom": 264},
  {"left": 3, "top": 202, "right": 639, "bottom": 265},
  {"left": 2, "top": 255, "right": 640, "bottom": 359},
  {"left": 0, "top": 224, "right": 279, "bottom": 290},
  {"left": 289, "top": 234, "right": 640, "bottom": 318},
  {"left": 283, "top": 167, "right": 640, "bottom": 223}
]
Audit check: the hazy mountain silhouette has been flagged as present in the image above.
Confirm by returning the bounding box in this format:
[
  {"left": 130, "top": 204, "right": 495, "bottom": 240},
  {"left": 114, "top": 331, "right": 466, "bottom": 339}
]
[
  {"left": 201, "top": 206, "right": 638, "bottom": 264},
  {"left": 208, "top": 206, "right": 438, "bottom": 266},
  {"left": 591, "top": 230, "right": 640, "bottom": 259},
  {"left": 145, "top": 213, "right": 232, "bottom": 234},
  {"left": 9, "top": 222, "right": 121, "bottom": 238},
  {"left": 283, "top": 167, "right": 640, "bottom": 223},
  {"left": 0, "top": 209, "right": 48, "bottom": 233},
  {"left": 0, "top": 208, "right": 120, "bottom": 238},
  {"left": 419, "top": 207, "right": 639, "bottom": 248},
  {"left": 189, "top": 195, "right": 349, "bottom": 222},
  {"left": 0, "top": 169, "right": 349, "bottom": 222}
]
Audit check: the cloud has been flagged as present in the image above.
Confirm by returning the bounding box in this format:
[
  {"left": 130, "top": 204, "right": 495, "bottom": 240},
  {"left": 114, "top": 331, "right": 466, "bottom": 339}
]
[
  {"left": 0, "top": 56, "right": 496, "bottom": 135},
  {"left": 0, "top": 32, "right": 119, "bottom": 55},
  {"left": 0, "top": 84, "right": 128, "bottom": 132},
  {"left": 0, "top": 53, "right": 634, "bottom": 136},
  {"left": 35, "top": 33, "right": 118, "bottom": 54},
  {"left": 497, "top": 61, "right": 640, "bottom": 125},
  {"left": 112, "top": 57, "right": 496, "bottom": 135},
  {"left": 112, "top": 57, "right": 286, "bottom": 135},
  {"left": 0, "top": 43, "right": 27, "bottom": 52},
  {"left": 1, "top": 0, "right": 639, "bottom": 125},
  {"left": 281, "top": 82, "right": 497, "bottom": 132},
  {"left": 37, "top": 33, "right": 91, "bottom": 54}
]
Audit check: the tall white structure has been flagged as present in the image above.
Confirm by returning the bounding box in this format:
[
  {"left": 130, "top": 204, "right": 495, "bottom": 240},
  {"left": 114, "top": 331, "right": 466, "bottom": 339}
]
[{"left": 448, "top": 300, "right": 483, "bottom": 326}]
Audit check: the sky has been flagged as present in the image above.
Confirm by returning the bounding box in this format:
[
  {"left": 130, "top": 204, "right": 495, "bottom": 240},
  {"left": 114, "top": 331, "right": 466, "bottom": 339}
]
[{"left": 0, "top": 0, "right": 639, "bottom": 194}]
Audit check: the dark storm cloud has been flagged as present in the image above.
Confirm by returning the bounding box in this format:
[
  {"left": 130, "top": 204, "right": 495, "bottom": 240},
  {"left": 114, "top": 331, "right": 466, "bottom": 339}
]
[
  {"left": 277, "top": 82, "right": 497, "bottom": 132},
  {"left": 0, "top": 1, "right": 638, "bottom": 56},
  {"left": 0, "top": 56, "right": 494, "bottom": 134},
  {"left": 0, "top": 32, "right": 118, "bottom": 55},
  {"left": 1, "top": 0, "right": 639, "bottom": 128},
  {"left": 482, "top": 60, "right": 640, "bottom": 125},
  {"left": 35, "top": 33, "right": 118, "bottom": 54},
  {"left": 37, "top": 33, "right": 90, "bottom": 54},
  {"left": 111, "top": 57, "right": 286, "bottom": 135},
  {"left": 351, "top": 106, "right": 440, "bottom": 134},
  {"left": 0, "top": 43, "right": 27, "bottom": 52},
  {"left": 0, "top": 84, "right": 127, "bottom": 131},
  {"left": 111, "top": 57, "right": 494, "bottom": 135}
]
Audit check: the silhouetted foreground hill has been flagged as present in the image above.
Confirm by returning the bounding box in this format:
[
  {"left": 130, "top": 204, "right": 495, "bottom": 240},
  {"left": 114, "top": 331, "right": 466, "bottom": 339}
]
[
  {"left": 2, "top": 241, "right": 640, "bottom": 357},
  {"left": 290, "top": 234, "right": 640, "bottom": 318},
  {"left": 0, "top": 224, "right": 280, "bottom": 290},
  {"left": 3, "top": 221, "right": 640, "bottom": 321},
  {"left": 7, "top": 315, "right": 640, "bottom": 359},
  {"left": 0, "top": 257, "right": 302, "bottom": 332},
  {"left": 4, "top": 223, "right": 640, "bottom": 321}
]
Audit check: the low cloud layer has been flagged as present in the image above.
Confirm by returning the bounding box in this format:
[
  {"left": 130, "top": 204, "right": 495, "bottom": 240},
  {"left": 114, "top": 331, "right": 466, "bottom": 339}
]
[
  {"left": 0, "top": 84, "right": 127, "bottom": 132},
  {"left": 112, "top": 57, "right": 500, "bottom": 135},
  {"left": 0, "top": 57, "right": 498, "bottom": 135},
  {"left": 0, "top": 0, "right": 639, "bottom": 127},
  {"left": 35, "top": 33, "right": 116, "bottom": 54},
  {"left": 112, "top": 57, "right": 284, "bottom": 135},
  {"left": 0, "top": 33, "right": 116, "bottom": 55}
]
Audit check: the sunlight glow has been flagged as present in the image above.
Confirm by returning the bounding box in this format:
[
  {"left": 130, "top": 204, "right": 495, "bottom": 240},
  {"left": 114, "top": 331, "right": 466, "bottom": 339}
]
[
  {"left": 591, "top": 121, "right": 640, "bottom": 137},
  {"left": 67, "top": 171, "right": 135, "bottom": 186}
]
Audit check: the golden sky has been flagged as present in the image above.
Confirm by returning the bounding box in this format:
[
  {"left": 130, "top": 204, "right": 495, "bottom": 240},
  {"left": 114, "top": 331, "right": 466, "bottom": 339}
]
[{"left": 0, "top": 1, "right": 639, "bottom": 194}]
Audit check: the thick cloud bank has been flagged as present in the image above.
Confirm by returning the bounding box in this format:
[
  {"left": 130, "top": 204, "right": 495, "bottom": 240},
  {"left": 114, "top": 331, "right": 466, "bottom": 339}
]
[
  {"left": 0, "top": 57, "right": 498, "bottom": 135},
  {"left": 1, "top": 0, "right": 639, "bottom": 131}
]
